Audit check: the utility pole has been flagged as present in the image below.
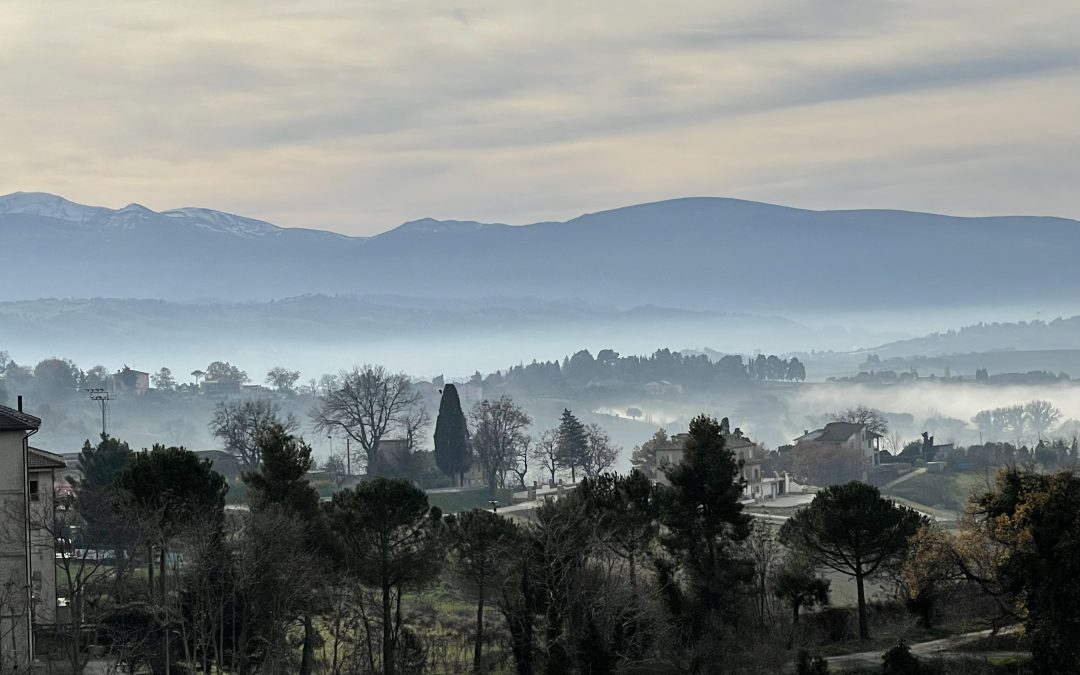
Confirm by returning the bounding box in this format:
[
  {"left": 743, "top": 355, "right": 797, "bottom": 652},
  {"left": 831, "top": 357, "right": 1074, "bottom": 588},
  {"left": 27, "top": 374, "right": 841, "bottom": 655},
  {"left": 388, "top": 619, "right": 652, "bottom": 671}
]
[
  {"left": 346, "top": 437, "right": 351, "bottom": 476},
  {"left": 84, "top": 388, "right": 114, "bottom": 438}
]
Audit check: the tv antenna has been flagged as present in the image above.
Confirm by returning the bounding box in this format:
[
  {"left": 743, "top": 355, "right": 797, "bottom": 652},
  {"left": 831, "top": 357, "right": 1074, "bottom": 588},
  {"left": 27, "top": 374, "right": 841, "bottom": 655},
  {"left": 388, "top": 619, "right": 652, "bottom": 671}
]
[{"left": 84, "top": 388, "right": 114, "bottom": 438}]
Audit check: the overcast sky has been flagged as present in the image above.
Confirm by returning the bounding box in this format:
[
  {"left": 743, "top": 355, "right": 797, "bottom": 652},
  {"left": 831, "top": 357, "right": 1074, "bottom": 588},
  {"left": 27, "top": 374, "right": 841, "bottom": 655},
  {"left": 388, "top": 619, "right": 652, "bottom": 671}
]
[{"left": 2, "top": 1, "right": 1078, "bottom": 235}]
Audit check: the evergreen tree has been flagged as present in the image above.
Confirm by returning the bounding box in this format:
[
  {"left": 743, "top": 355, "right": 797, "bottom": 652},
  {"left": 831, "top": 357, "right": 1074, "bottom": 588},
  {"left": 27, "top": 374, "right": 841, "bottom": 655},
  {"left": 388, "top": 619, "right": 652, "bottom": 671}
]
[
  {"left": 114, "top": 444, "right": 228, "bottom": 616},
  {"left": 326, "top": 478, "right": 443, "bottom": 675},
  {"left": 446, "top": 509, "right": 520, "bottom": 674},
  {"left": 243, "top": 424, "right": 321, "bottom": 520},
  {"left": 70, "top": 435, "right": 134, "bottom": 550},
  {"left": 556, "top": 409, "right": 588, "bottom": 482},
  {"left": 780, "top": 481, "right": 924, "bottom": 639},
  {"left": 575, "top": 470, "right": 658, "bottom": 588},
  {"left": 434, "top": 384, "right": 471, "bottom": 486},
  {"left": 242, "top": 424, "right": 324, "bottom": 675},
  {"left": 656, "top": 414, "right": 752, "bottom": 668},
  {"left": 71, "top": 434, "right": 132, "bottom": 494},
  {"left": 772, "top": 552, "right": 830, "bottom": 625}
]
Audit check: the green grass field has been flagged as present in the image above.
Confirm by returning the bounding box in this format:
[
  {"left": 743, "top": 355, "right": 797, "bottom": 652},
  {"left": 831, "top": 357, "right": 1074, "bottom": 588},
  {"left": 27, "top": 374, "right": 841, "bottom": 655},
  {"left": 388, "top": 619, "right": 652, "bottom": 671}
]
[
  {"left": 884, "top": 471, "right": 998, "bottom": 513},
  {"left": 426, "top": 487, "right": 514, "bottom": 514}
]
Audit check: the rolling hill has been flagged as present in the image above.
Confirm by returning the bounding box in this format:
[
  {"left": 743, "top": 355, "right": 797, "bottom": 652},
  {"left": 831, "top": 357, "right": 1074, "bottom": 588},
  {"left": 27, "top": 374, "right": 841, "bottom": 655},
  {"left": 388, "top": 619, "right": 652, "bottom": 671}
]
[{"left": 2, "top": 192, "right": 1079, "bottom": 312}]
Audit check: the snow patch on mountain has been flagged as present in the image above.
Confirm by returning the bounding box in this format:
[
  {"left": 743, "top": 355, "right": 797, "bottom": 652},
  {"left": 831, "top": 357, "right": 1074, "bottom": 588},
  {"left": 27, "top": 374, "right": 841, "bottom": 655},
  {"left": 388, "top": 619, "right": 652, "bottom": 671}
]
[
  {"left": 0, "top": 192, "right": 108, "bottom": 222},
  {"left": 163, "top": 207, "right": 281, "bottom": 238}
]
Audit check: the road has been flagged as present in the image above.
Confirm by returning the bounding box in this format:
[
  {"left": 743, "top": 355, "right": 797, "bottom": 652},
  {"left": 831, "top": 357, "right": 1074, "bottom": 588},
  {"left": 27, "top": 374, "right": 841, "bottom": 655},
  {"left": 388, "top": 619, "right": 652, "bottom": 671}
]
[
  {"left": 823, "top": 626, "right": 1024, "bottom": 672},
  {"left": 880, "top": 467, "right": 927, "bottom": 491}
]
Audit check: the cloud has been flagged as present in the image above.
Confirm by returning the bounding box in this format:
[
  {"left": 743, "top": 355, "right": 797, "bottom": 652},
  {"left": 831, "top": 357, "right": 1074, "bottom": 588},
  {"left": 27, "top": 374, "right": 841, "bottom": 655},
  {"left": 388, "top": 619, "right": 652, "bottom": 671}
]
[{"left": 1, "top": 0, "right": 1078, "bottom": 233}]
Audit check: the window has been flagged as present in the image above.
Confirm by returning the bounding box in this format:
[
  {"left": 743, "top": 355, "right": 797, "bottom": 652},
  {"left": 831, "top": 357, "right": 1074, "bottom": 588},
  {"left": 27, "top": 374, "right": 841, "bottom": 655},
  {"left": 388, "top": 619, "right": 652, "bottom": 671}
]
[
  {"left": 32, "top": 570, "right": 42, "bottom": 591},
  {"left": 29, "top": 479, "right": 39, "bottom": 502}
]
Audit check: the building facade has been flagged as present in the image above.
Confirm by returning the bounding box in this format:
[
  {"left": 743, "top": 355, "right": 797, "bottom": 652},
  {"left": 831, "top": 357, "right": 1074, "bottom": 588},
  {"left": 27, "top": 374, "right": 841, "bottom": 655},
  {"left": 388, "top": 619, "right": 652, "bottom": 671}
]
[
  {"left": 654, "top": 425, "right": 786, "bottom": 501},
  {"left": 0, "top": 403, "right": 62, "bottom": 671},
  {"left": 0, "top": 402, "right": 41, "bottom": 670}
]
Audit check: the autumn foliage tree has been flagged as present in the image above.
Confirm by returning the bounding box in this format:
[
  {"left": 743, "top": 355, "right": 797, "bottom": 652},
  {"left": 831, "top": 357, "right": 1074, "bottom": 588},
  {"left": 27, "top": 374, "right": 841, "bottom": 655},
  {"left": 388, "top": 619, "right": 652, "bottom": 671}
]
[{"left": 975, "top": 468, "right": 1080, "bottom": 672}]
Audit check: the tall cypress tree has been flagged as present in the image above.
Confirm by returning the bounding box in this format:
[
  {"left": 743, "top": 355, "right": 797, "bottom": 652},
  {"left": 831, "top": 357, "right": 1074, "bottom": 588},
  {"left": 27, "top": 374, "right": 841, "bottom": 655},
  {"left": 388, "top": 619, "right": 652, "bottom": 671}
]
[{"left": 434, "top": 384, "right": 471, "bottom": 486}]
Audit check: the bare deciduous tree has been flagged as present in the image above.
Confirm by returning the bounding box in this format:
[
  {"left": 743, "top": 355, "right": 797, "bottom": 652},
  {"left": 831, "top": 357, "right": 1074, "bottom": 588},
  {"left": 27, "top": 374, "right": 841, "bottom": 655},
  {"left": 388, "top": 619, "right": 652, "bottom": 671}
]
[
  {"left": 1025, "top": 399, "right": 1062, "bottom": 439},
  {"left": 582, "top": 423, "right": 619, "bottom": 479},
  {"left": 209, "top": 399, "right": 298, "bottom": 468},
  {"left": 469, "top": 397, "right": 531, "bottom": 495},
  {"left": 310, "top": 365, "right": 424, "bottom": 475},
  {"left": 832, "top": 405, "right": 889, "bottom": 435},
  {"left": 530, "top": 429, "right": 560, "bottom": 485}
]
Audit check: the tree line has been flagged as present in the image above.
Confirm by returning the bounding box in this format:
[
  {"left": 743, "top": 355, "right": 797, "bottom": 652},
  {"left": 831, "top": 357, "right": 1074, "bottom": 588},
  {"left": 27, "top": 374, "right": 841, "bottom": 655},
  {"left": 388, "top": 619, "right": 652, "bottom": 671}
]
[
  {"left": 0, "top": 346, "right": 809, "bottom": 410},
  {"left": 479, "top": 348, "right": 805, "bottom": 396},
  {"left": 970, "top": 399, "right": 1064, "bottom": 444},
  {"left": 19, "top": 410, "right": 1080, "bottom": 673},
  {"left": 204, "top": 370, "right": 620, "bottom": 494}
]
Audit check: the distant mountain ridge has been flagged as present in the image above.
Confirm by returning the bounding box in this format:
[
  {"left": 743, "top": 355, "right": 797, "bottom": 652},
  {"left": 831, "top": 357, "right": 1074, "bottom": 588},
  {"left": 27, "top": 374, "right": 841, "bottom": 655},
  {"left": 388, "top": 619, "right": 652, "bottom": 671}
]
[
  {"left": 0, "top": 191, "right": 359, "bottom": 240},
  {"left": 2, "top": 191, "right": 1079, "bottom": 311},
  {"left": 866, "top": 316, "right": 1080, "bottom": 358}
]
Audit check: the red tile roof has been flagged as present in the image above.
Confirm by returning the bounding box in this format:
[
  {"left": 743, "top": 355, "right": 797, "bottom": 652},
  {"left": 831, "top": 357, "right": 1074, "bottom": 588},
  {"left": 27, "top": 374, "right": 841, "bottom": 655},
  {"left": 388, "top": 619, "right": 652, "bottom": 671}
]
[{"left": 28, "top": 447, "right": 67, "bottom": 469}]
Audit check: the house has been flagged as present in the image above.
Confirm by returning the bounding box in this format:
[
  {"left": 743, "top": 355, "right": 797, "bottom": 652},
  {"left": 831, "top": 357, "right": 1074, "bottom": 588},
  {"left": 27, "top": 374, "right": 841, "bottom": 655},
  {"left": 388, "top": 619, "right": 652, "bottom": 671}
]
[
  {"left": 0, "top": 400, "right": 62, "bottom": 669},
  {"left": 201, "top": 379, "right": 242, "bottom": 396},
  {"left": 794, "top": 422, "right": 882, "bottom": 468},
  {"left": 653, "top": 420, "right": 787, "bottom": 501},
  {"left": 113, "top": 366, "right": 150, "bottom": 395},
  {"left": 191, "top": 449, "right": 243, "bottom": 481},
  {"left": 897, "top": 432, "right": 953, "bottom": 464},
  {"left": 26, "top": 447, "right": 65, "bottom": 627}
]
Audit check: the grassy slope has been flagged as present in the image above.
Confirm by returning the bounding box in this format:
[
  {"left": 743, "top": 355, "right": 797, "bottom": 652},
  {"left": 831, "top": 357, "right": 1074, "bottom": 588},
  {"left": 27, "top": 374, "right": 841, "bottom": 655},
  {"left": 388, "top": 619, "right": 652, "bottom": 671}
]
[
  {"left": 426, "top": 488, "right": 514, "bottom": 514},
  {"left": 884, "top": 471, "right": 997, "bottom": 512}
]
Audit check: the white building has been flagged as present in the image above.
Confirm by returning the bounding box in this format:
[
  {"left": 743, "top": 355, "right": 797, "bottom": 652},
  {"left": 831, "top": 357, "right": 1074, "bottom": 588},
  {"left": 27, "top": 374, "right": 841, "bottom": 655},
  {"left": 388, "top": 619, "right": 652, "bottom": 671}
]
[{"left": 654, "top": 428, "right": 789, "bottom": 501}]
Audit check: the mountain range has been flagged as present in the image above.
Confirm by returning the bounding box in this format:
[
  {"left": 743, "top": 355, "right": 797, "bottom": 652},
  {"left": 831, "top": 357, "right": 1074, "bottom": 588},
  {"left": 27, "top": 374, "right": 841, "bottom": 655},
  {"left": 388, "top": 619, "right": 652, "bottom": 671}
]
[{"left": 2, "top": 191, "right": 1079, "bottom": 311}]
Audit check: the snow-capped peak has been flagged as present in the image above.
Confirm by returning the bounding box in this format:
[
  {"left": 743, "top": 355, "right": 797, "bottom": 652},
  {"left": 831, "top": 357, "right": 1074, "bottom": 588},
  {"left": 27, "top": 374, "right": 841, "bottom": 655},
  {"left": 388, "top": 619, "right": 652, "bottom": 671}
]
[{"left": 0, "top": 192, "right": 108, "bottom": 222}]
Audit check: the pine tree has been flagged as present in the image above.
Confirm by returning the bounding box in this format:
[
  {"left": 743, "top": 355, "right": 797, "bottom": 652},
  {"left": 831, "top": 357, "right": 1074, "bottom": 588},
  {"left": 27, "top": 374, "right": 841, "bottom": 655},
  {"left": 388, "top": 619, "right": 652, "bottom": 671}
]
[
  {"left": 657, "top": 415, "right": 752, "bottom": 632},
  {"left": 327, "top": 479, "right": 443, "bottom": 675},
  {"left": 71, "top": 435, "right": 132, "bottom": 494},
  {"left": 242, "top": 424, "right": 324, "bottom": 675},
  {"left": 70, "top": 435, "right": 134, "bottom": 550},
  {"left": 243, "top": 424, "right": 321, "bottom": 520},
  {"left": 556, "top": 409, "right": 588, "bottom": 482},
  {"left": 434, "top": 384, "right": 471, "bottom": 486},
  {"left": 780, "top": 481, "right": 924, "bottom": 639}
]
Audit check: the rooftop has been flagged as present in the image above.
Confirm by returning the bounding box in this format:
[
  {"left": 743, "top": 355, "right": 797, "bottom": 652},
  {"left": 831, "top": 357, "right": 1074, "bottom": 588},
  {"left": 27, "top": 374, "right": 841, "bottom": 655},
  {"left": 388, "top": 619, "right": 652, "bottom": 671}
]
[
  {"left": 28, "top": 447, "right": 67, "bottom": 469},
  {"left": 0, "top": 403, "right": 41, "bottom": 432},
  {"left": 814, "top": 422, "right": 865, "bottom": 443}
]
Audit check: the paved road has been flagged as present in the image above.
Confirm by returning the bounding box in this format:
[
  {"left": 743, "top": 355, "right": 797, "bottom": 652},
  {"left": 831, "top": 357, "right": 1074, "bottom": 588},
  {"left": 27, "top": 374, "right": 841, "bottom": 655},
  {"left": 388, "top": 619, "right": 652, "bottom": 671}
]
[
  {"left": 824, "top": 626, "right": 1024, "bottom": 672},
  {"left": 880, "top": 467, "right": 927, "bottom": 490}
]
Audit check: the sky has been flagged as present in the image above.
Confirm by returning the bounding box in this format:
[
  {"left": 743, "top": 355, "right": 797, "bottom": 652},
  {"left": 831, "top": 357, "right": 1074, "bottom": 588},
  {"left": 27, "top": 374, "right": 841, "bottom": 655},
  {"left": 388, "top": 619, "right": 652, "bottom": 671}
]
[{"left": 2, "top": 1, "right": 1079, "bottom": 236}]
